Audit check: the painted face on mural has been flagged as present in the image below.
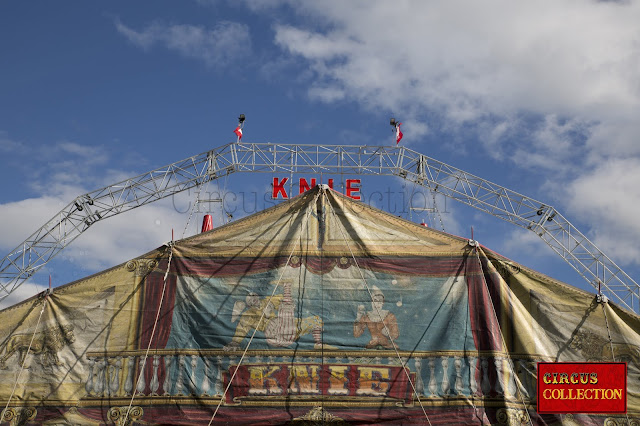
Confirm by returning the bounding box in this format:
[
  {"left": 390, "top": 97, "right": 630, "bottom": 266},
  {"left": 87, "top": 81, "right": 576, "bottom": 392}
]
[
  {"left": 246, "top": 292, "right": 259, "bottom": 308},
  {"left": 372, "top": 294, "right": 384, "bottom": 312}
]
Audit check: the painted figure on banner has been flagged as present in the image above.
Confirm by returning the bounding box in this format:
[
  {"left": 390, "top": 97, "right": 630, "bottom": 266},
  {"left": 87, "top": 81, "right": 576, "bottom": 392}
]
[
  {"left": 223, "top": 282, "right": 329, "bottom": 351},
  {"left": 354, "top": 287, "right": 400, "bottom": 349},
  {"left": 570, "top": 330, "right": 640, "bottom": 368},
  {"left": 0, "top": 323, "right": 75, "bottom": 369}
]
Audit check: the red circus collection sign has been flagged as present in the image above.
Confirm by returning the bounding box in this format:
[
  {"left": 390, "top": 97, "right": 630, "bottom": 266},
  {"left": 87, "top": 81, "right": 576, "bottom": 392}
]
[{"left": 537, "top": 362, "right": 627, "bottom": 414}]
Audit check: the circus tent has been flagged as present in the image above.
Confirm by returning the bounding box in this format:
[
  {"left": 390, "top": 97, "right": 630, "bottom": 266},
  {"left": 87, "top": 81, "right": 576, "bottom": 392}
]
[{"left": 0, "top": 185, "right": 638, "bottom": 425}]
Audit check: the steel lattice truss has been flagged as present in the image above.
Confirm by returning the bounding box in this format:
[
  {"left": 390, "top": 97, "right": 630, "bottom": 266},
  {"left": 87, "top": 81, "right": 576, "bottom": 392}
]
[{"left": 1, "top": 142, "right": 638, "bottom": 313}]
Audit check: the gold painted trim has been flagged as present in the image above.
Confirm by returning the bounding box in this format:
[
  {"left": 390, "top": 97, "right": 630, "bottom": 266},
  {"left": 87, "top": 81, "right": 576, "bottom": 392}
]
[
  {"left": 230, "top": 398, "right": 411, "bottom": 408},
  {"left": 170, "top": 249, "right": 469, "bottom": 259},
  {"left": 85, "top": 348, "right": 555, "bottom": 361},
  {"left": 75, "top": 396, "right": 221, "bottom": 407},
  {"left": 72, "top": 395, "right": 535, "bottom": 409}
]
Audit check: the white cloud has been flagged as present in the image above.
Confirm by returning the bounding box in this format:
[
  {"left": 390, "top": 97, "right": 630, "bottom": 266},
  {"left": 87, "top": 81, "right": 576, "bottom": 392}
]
[
  {"left": 57, "top": 141, "right": 109, "bottom": 165},
  {"left": 114, "top": 19, "right": 161, "bottom": 49},
  {"left": 0, "top": 281, "right": 48, "bottom": 311},
  {"left": 0, "top": 196, "right": 69, "bottom": 251},
  {"left": 308, "top": 85, "right": 345, "bottom": 103},
  {"left": 266, "top": 1, "right": 640, "bottom": 153},
  {"left": 501, "top": 228, "right": 553, "bottom": 260},
  {"left": 19, "top": 142, "right": 113, "bottom": 199},
  {"left": 0, "top": 131, "right": 26, "bottom": 154},
  {"left": 115, "top": 19, "right": 251, "bottom": 68},
  {"left": 504, "top": 114, "right": 591, "bottom": 172},
  {"left": 565, "top": 157, "right": 640, "bottom": 265},
  {"left": 271, "top": 1, "right": 640, "bottom": 132},
  {"left": 586, "top": 118, "right": 640, "bottom": 160},
  {"left": 275, "top": 26, "right": 359, "bottom": 60}
]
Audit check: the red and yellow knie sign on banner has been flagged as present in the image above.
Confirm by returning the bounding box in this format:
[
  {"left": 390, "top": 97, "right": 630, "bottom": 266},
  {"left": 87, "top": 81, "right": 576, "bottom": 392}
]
[{"left": 538, "top": 362, "right": 627, "bottom": 414}]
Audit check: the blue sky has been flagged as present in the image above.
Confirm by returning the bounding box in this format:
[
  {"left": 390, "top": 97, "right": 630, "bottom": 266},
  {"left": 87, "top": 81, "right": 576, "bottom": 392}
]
[{"left": 1, "top": 0, "right": 639, "bottom": 309}]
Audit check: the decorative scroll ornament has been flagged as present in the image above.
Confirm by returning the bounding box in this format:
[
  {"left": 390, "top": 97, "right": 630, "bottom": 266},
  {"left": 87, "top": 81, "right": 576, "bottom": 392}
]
[
  {"left": 496, "top": 407, "right": 527, "bottom": 425},
  {"left": 1, "top": 407, "right": 37, "bottom": 426},
  {"left": 290, "top": 406, "right": 348, "bottom": 425},
  {"left": 126, "top": 259, "right": 158, "bottom": 276},
  {"left": 289, "top": 255, "right": 301, "bottom": 267},
  {"left": 605, "top": 416, "right": 640, "bottom": 426},
  {"left": 107, "top": 406, "right": 143, "bottom": 426},
  {"left": 125, "top": 260, "right": 137, "bottom": 272}
]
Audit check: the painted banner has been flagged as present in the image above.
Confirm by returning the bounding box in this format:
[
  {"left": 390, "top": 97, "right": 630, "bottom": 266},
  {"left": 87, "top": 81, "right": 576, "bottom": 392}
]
[{"left": 0, "top": 187, "right": 638, "bottom": 425}]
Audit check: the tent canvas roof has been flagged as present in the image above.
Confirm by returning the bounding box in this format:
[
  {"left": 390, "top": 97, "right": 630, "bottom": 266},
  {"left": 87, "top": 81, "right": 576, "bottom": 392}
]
[{"left": 0, "top": 186, "right": 638, "bottom": 425}]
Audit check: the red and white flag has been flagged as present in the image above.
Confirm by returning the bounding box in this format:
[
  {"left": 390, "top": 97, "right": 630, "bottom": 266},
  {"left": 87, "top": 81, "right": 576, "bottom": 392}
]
[
  {"left": 396, "top": 122, "right": 403, "bottom": 144},
  {"left": 234, "top": 126, "right": 243, "bottom": 140}
]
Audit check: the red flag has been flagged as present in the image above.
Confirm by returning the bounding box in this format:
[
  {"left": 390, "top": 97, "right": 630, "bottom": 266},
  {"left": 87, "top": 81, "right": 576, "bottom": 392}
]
[
  {"left": 234, "top": 126, "right": 243, "bottom": 140},
  {"left": 396, "top": 122, "right": 403, "bottom": 144}
]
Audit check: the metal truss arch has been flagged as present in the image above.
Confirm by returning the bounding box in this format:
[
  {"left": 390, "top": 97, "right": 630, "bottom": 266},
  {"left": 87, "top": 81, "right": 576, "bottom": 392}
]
[{"left": 1, "top": 142, "right": 638, "bottom": 313}]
